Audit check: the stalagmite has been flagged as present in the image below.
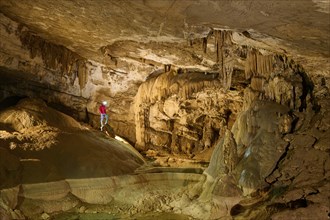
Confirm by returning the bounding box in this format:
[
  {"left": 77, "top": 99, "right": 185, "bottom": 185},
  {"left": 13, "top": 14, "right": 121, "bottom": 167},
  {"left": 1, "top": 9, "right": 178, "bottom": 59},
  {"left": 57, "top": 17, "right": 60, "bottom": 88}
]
[
  {"left": 202, "top": 116, "right": 213, "bottom": 149},
  {"left": 223, "top": 129, "right": 238, "bottom": 173}
]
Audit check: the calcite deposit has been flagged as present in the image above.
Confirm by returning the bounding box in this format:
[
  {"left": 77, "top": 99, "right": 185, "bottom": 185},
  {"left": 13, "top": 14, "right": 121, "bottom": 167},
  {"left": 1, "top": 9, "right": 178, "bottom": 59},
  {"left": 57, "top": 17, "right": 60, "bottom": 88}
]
[{"left": 0, "top": 0, "right": 329, "bottom": 219}]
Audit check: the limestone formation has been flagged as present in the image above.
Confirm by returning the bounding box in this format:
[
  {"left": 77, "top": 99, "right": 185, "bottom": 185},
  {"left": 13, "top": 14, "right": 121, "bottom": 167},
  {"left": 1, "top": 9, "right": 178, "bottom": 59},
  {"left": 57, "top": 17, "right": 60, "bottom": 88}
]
[
  {"left": 134, "top": 69, "right": 243, "bottom": 155},
  {"left": 0, "top": 0, "right": 329, "bottom": 219}
]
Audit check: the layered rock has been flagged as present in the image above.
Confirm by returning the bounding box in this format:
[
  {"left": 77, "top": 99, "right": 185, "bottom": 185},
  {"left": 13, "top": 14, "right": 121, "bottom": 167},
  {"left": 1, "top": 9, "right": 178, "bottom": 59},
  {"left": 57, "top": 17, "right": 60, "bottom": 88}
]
[
  {"left": 0, "top": 2, "right": 329, "bottom": 219},
  {"left": 0, "top": 172, "right": 205, "bottom": 219}
]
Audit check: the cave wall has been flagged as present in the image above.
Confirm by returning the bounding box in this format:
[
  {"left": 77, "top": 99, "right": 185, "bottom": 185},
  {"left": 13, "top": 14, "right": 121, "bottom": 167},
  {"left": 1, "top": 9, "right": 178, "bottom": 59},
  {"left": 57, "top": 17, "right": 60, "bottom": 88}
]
[
  {"left": 1, "top": 11, "right": 329, "bottom": 164},
  {"left": 206, "top": 49, "right": 309, "bottom": 181},
  {"left": 0, "top": 13, "right": 154, "bottom": 142},
  {"left": 1, "top": 4, "right": 329, "bottom": 219},
  {"left": 202, "top": 39, "right": 330, "bottom": 219},
  {"left": 1, "top": 12, "right": 251, "bottom": 155},
  {"left": 131, "top": 29, "right": 314, "bottom": 160}
]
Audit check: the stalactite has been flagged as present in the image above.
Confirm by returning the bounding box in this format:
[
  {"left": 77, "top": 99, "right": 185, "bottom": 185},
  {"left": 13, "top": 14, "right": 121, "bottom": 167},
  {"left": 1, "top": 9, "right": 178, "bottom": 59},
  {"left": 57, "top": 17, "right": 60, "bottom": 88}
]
[
  {"left": 214, "top": 30, "right": 224, "bottom": 65},
  {"left": 77, "top": 60, "right": 87, "bottom": 89},
  {"left": 222, "top": 66, "right": 233, "bottom": 90},
  {"left": 202, "top": 37, "right": 208, "bottom": 53},
  {"left": 135, "top": 105, "right": 148, "bottom": 151},
  {"left": 143, "top": 107, "right": 150, "bottom": 145},
  {"left": 214, "top": 30, "right": 233, "bottom": 63},
  {"left": 250, "top": 77, "right": 265, "bottom": 92},
  {"left": 19, "top": 31, "right": 88, "bottom": 90},
  {"left": 214, "top": 29, "right": 234, "bottom": 89},
  {"left": 136, "top": 70, "right": 221, "bottom": 106},
  {"left": 134, "top": 70, "right": 221, "bottom": 150},
  {"left": 245, "top": 49, "right": 274, "bottom": 80},
  {"left": 244, "top": 48, "right": 308, "bottom": 111},
  {"left": 189, "top": 39, "right": 193, "bottom": 47}
]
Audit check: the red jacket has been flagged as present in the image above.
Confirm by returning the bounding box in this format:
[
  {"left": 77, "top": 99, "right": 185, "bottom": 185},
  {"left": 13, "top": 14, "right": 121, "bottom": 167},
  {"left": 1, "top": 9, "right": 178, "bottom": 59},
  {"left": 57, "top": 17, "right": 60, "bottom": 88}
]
[{"left": 99, "top": 105, "right": 106, "bottom": 114}]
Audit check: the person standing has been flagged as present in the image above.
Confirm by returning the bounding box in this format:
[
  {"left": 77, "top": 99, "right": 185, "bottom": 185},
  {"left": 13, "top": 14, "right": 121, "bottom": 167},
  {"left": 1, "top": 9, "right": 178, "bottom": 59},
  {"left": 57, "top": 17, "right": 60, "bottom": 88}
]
[{"left": 99, "top": 101, "right": 108, "bottom": 131}]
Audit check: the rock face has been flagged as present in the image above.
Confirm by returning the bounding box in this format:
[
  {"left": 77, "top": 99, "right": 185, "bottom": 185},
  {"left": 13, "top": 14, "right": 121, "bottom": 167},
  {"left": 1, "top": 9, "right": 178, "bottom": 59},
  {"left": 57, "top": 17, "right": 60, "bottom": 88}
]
[
  {"left": 0, "top": 98, "right": 145, "bottom": 189},
  {"left": 134, "top": 68, "right": 243, "bottom": 155},
  {"left": 0, "top": 171, "right": 205, "bottom": 220},
  {"left": 0, "top": 0, "right": 329, "bottom": 219},
  {"left": 1, "top": 1, "right": 329, "bottom": 159},
  {"left": 204, "top": 49, "right": 330, "bottom": 219}
]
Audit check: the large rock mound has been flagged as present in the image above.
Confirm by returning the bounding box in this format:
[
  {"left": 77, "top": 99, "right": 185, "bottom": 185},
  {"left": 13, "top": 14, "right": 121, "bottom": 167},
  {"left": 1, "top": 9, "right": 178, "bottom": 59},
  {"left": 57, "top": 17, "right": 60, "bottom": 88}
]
[{"left": 0, "top": 98, "right": 145, "bottom": 189}]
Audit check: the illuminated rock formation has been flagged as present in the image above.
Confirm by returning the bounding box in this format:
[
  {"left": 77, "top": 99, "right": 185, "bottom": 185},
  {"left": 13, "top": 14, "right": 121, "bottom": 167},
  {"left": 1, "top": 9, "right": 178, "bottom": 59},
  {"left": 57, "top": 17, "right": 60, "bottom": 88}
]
[{"left": 0, "top": 0, "right": 329, "bottom": 219}]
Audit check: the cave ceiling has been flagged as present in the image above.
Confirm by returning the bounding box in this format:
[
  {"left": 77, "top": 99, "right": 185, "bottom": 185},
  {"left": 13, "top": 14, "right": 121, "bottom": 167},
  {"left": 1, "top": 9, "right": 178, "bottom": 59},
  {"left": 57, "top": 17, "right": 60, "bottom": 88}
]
[{"left": 1, "top": 0, "right": 329, "bottom": 65}]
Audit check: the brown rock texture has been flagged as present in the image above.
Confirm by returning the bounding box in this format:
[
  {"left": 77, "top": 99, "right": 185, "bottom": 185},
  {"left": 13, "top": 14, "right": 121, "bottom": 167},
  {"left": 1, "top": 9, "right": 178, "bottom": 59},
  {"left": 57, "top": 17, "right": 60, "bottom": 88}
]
[
  {"left": 0, "top": 99, "right": 145, "bottom": 189},
  {"left": 0, "top": 0, "right": 329, "bottom": 219}
]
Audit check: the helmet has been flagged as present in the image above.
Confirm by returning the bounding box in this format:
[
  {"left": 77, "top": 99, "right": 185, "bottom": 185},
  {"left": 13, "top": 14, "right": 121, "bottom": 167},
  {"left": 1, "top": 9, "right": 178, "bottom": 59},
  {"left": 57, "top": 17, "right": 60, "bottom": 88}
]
[{"left": 102, "top": 101, "right": 107, "bottom": 105}]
